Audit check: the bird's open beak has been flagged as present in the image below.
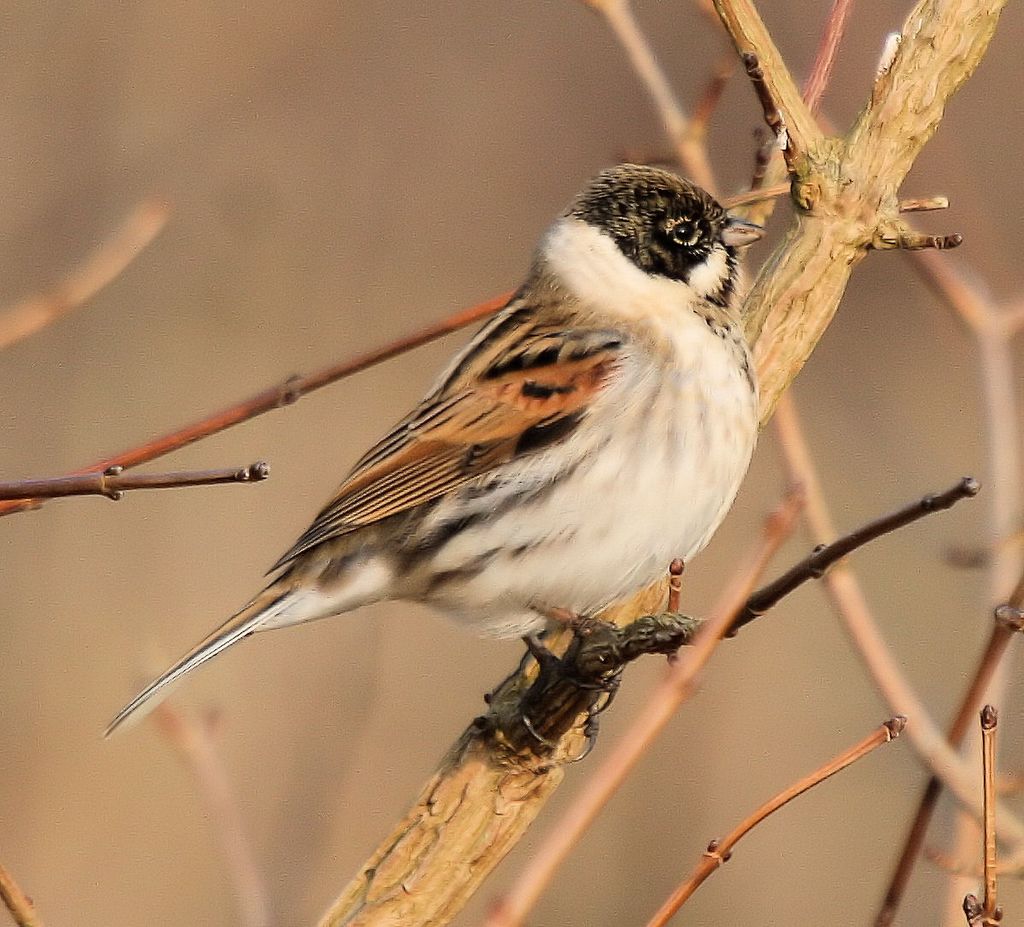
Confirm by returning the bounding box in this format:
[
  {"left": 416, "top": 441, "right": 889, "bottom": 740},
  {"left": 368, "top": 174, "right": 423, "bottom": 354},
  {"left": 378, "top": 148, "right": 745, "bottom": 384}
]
[{"left": 721, "top": 216, "right": 765, "bottom": 248}]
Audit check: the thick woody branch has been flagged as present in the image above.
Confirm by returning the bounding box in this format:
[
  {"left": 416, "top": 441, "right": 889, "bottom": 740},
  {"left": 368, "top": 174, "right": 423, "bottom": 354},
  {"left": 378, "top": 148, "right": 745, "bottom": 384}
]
[
  {"left": 711, "top": 0, "right": 821, "bottom": 171},
  {"left": 732, "top": 0, "right": 1006, "bottom": 419},
  {"left": 313, "top": 1, "right": 1007, "bottom": 923},
  {"left": 645, "top": 717, "right": 905, "bottom": 927},
  {"left": 0, "top": 462, "right": 269, "bottom": 503}
]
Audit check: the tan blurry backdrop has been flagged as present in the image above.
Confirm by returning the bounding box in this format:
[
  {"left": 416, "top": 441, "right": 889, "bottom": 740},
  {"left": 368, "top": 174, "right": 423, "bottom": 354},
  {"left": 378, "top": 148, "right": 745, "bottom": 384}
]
[{"left": 2, "top": 2, "right": 1023, "bottom": 925}]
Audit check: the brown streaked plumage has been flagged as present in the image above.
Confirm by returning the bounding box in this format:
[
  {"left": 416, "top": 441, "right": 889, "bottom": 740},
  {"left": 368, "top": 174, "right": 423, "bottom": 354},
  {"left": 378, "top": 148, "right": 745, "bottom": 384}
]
[{"left": 107, "top": 164, "right": 763, "bottom": 736}]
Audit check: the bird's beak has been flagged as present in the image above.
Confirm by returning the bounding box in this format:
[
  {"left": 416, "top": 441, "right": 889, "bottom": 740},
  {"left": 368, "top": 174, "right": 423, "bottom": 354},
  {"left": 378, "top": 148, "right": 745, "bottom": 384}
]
[{"left": 721, "top": 216, "right": 765, "bottom": 248}]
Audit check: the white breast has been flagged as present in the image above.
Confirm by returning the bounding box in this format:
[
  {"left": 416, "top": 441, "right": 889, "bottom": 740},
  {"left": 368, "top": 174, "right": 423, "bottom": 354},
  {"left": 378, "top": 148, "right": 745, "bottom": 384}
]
[{"left": 411, "top": 218, "right": 759, "bottom": 636}]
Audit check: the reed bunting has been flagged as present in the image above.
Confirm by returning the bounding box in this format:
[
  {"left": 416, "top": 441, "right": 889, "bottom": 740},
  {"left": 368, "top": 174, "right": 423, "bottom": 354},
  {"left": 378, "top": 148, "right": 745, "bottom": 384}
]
[{"left": 107, "top": 164, "right": 763, "bottom": 735}]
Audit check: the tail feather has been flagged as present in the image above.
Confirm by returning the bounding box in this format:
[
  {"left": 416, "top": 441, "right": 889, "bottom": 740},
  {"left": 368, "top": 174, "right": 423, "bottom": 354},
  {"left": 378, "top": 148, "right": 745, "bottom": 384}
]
[{"left": 105, "top": 587, "right": 293, "bottom": 737}]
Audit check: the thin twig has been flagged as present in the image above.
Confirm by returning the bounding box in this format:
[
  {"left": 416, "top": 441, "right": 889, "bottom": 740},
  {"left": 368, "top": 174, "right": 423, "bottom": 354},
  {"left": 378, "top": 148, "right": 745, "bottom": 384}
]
[
  {"left": 0, "top": 862, "right": 44, "bottom": 927},
  {"left": 153, "top": 703, "right": 272, "bottom": 927},
  {"left": 878, "top": 571, "right": 1024, "bottom": 924},
  {"left": 802, "top": 0, "right": 856, "bottom": 113},
  {"left": 0, "top": 199, "right": 169, "bottom": 351},
  {"left": 711, "top": 0, "right": 822, "bottom": 175},
  {"left": 689, "top": 54, "right": 736, "bottom": 141},
  {"left": 773, "top": 394, "right": 1024, "bottom": 849},
  {"left": 720, "top": 182, "right": 791, "bottom": 210},
  {"left": 0, "top": 291, "right": 513, "bottom": 519},
  {"left": 878, "top": 223, "right": 1023, "bottom": 926},
  {"left": 581, "top": 0, "right": 716, "bottom": 190},
  {"left": 0, "top": 462, "right": 269, "bottom": 503},
  {"left": 732, "top": 476, "right": 980, "bottom": 633},
  {"left": 484, "top": 491, "right": 802, "bottom": 927},
  {"left": 980, "top": 706, "right": 1000, "bottom": 925},
  {"left": 645, "top": 717, "right": 906, "bottom": 927}
]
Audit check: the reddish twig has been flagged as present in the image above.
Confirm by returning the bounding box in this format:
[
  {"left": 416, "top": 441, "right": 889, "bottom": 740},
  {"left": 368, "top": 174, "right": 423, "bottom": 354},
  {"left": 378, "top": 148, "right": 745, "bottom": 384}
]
[
  {"left": 645, "top": 717, "right": 906, "bottom": 926},
  {"left": 0, "top": 461, "right": 269, "bottom": 503},
  {"left": 485, "top": 491, "right": 802, "bottom": 927},
  {"left": 878, "top": 573, "right": 1024, "bottom": 925},
  {"left": 0, "top": 199, "right": 169, "bottom": 352},
  {"left": 579, "top": 0, "right": 716, "bottom": 190},
  {"left": 773, "top": 394, "right": 1024, "bottom": 850},
  {"left": 980, "top": 706, "right": 1001, "bottom": 925},
  {"left": 0, "top": 862, "right": 44, "bottom": 927},
  {"left": 802, "top": 0, "right": 856, "bottom": 113},
  {"left": 0, "top": 291, "right": 513, "bottom": 518}
]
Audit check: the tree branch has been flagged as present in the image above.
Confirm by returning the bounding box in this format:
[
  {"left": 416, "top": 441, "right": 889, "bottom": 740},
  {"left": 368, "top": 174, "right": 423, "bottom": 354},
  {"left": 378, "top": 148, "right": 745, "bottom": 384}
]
[
  {"left": 0, "top": 292, "right": 512, "bottom": 519},
  {"left": 0, "top": 462, "right": 269, "bottom": 504},
  {"left": 0, "top": 199, "right": 169, "bottom": 352},
  {"left": 582, "top": 0, "right": 717, "bottom": 191},
  {"left": 153, "top": 704, "right": 271, "bottom": 927},
  {"left": 773, "top": 394, "right": 1024, "bottom": 851},
  {"left": 730, "top": 476, "right": 980, "bottom": 633},
  {"left": 0, "top": 863, "right": 44, "bottom": 927},
  {"left": 645, "top": 717, "right": 905, "bottom": 927},
  {"left": 309, "top": 1, "right": 1008, "bottom": 923}
]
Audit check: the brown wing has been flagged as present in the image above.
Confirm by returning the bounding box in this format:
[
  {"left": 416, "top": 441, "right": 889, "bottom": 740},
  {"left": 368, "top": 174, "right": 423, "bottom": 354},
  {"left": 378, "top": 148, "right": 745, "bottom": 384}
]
[{"left": 269, "top": 314, "right": 623, "bottom": 571}]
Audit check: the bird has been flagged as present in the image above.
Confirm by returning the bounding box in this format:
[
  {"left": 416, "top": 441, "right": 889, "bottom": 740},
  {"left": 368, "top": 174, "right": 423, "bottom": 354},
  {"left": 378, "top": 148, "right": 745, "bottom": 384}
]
[{"left": 106, "top": 164, "right": 763, "bottom": 736}]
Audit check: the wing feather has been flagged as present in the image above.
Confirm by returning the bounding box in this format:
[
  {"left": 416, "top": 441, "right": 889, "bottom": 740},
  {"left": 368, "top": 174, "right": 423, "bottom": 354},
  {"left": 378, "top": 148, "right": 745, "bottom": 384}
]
[{"left": 270, "top": 304, "right": 624, "bottom": 572}]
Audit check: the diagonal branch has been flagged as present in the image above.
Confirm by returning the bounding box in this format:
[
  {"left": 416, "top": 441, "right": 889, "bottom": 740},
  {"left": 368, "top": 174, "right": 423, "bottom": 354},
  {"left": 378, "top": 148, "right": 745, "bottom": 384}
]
[
  {"left": 773, "top": 394, "right": 1024, "bottom": 851},
  {"left": 645, "top": 717, "right": 905, "bottom": 926},
  {"left": 581, "top": 0, "right": 716, "bottom": 190},
  {"left": 0, "top": 199, "right": 169, "bottom": 352},
  {"left": 0, "top": 863, "right": 44, "bottom": 927},
  {"left": 0, "top": 292, "right": 512, "bottom": 519},
  {"left": 731, "top": 476, "right": 980, "bottom": 632}
]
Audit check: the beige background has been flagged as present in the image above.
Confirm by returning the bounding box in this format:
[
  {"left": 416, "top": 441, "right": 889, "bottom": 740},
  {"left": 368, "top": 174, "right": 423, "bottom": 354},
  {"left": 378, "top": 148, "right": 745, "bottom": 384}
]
[{"left": 2, "top": 2, "right": 1023, "bottom": 924}]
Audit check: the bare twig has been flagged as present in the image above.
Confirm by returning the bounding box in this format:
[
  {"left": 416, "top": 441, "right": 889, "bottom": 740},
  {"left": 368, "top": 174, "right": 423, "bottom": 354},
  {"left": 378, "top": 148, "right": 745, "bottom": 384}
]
[
  {"left": 0, "top": 291, "right": 513, "bottom": 519},
  {"left": 580, "top": 0, "right": 716, "bottom": 190},
  {"left": 721, "top": 181, "right": 791, "bottom": 211},
  {"left": 802, "top": 0, "right": 857, "bottom": 113},
  {"left": 645, "top": 717, "right": 906, "bottom": 927},
  {"left": 0, "top": 461, "right": 269, "bottom": 503},
  {"left": 773, "top": 394, "right": 1024, "bottom": 850},
  {"left": 731, "top": 476, "right": 980, "bottom": 633},
  {"left": 153, "top": 704, "right": 271, "bottom": 927},
  {"left": 0, "top": 862, "right": 44, "bottom": 927},
  {"left": 877, "top": 195, "right": 1023, "bottom": 926},
  {"left": 900, "top": 196, "right": 950, "bottom": 213},
  {"left": 980, "top": 706, "right": 1001, "bottom": 925},
  {"left": 878, "top": 572, "right": 1024, "bottom": 924},
  {"left": 0, "top": 199, "right": 169, "bottom": 352},
  {"left": 483, "top": 492, "right": 802, "bottom": 927},
  {"left": 689, "top": 54, "right": 736, "bottom": 141},
  {"left": 712, "top": 0, "right": 822, "bottom": 174}
]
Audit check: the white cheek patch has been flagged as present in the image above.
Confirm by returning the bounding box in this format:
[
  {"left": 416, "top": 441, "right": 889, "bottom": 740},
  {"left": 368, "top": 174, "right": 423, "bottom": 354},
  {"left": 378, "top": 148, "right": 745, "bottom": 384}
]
[
  {"left": 542, "top": 218, "right": 695, "bottom": 323},
  {"left": 542, "top": 218, "right": 732, "bottom": 319},
  {"left": 686, "top": 245, "right": 730, "bottom": 300}
]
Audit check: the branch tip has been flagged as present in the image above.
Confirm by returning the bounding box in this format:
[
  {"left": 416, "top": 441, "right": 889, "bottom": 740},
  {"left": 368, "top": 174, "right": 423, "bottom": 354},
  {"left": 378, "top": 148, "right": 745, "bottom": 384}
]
[
  {"left": 885, "top": 716, "right": 908, "bottom": 739},
  {"left": 899, "top": 196, "right": 950, "bottom": 213},
  {"left": 994, "top": 604, "right": 1024, "bottom": 633}
]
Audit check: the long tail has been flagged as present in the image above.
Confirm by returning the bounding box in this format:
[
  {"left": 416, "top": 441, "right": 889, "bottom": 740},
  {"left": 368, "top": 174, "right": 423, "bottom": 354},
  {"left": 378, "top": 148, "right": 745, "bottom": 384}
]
[{"left": 105, "top": 585, "right": 295, "bottom": 737}]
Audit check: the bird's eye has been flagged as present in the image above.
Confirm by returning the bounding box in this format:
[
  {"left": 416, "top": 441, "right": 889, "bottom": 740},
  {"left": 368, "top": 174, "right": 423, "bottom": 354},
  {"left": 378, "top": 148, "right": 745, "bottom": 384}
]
[{"left": 667, "top": 217, "right": 703, "bottom": 248}]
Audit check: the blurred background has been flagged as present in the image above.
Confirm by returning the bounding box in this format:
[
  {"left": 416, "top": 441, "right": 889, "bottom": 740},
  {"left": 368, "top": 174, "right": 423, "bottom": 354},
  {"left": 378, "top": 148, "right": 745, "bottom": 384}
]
[{"left": 1, "top": 1, "right": 1022, "bottom": 924}]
